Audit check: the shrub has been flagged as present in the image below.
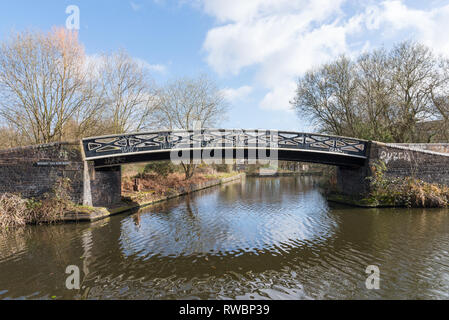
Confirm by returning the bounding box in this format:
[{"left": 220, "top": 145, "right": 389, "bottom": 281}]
[
  {"left": 214, "top": 164, "right": 232, "bottom": 173},
  {"left": 143, "top": 161, "right": 175, "bottom": 177},
  {"left": 0, "top": 193, "right": 29, "bottom": 228},
  {"left": 0, "top": 177, "right": 74, "bottom": 229},
  {"left": 367, "top": 161, "right": 449, "bottom": 208}
]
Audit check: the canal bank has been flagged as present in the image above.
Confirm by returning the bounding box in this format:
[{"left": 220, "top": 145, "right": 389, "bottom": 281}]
[
  {"left": 325, "top": 193, "right": 391, "bottom": 208},
  {"left": 63, "top": 173, "right": 245, "bottom": 222},
  {"left": 325, "top": 186, "right": 449, "bottom": 208},
  {"left": 325, "top": 161, "right": 449, "bottom": 208}
]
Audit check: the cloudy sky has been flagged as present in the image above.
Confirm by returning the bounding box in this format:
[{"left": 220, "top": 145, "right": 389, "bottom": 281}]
[{"left": 1, "top": 0, "right": 449, "bottom": 131}]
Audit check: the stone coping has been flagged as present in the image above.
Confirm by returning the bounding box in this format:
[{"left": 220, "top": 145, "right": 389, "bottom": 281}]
[{"left": 379, "top": 142, "right": 449, "bottom": 157}]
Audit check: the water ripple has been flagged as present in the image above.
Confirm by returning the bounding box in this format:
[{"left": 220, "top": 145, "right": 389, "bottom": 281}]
[{"left": 1, "top": 177, "right": 449, "bottom": 299}]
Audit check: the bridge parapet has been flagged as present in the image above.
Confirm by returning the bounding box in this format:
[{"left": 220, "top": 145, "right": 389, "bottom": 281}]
[{"left": 82, "top": 129, "right": 368, "bottom": 167}]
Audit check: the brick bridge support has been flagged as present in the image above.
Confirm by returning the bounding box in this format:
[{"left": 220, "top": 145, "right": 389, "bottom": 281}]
[
  {"left": 0, "top": 142, "right": 121, "bottom": 207},
  {"left": 337, "top": 142, "right": 449, "bottom": 196}
]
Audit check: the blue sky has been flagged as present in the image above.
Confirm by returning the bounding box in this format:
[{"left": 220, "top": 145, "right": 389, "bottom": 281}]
[{"left": 1, "top": 0, "right": 449, "bottom": 131}]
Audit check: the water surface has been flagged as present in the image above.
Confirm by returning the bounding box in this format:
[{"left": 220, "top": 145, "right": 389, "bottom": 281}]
[{"left": 1, "top": 176, "right": 448, "bottom": 299}]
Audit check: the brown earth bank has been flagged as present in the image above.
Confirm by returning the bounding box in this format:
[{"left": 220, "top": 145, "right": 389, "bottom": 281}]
[{"left": 121, "top": 171, "right": 241, "bottom": 206}]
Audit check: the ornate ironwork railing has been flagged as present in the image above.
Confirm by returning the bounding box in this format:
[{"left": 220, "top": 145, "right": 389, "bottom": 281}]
[{"left": 82, "top": 129, "right": 368, "bottom": 161}]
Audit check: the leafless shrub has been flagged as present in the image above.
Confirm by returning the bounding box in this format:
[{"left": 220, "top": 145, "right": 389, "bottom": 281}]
[
  {"left": 0, "top": 193, "right": 29, "bottom": 229},
  {"left": 368, "top": 161, "right": 449, "bottom": 208},
  {"left": 0, "top": 178, "right": 75, "bottom": 229}
]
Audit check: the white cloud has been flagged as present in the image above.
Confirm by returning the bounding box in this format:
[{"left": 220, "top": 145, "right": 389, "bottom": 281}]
[
  {"left": 134, "top": 58, "right": 167, "bottom": 73},
  {"left": 203, "top": 0, "right": 346, "bottom": 76},
  {"left": 200, "top": 0, "right": 356, "bottom": 111},
  {"left": 369, "top": 1, "right": 449, "bottom": 55},
  {"left": 199, "top": 0, "right": 449, "bottom": 112},
  {"left": 259, "top": 82, "right": 296, "bottom": 111},
  {"left": 201, "top": 0, "right": 343, "bottom": 24},
  {"left": 144, "top": 63, "right": 167, "bottom": 73},
  {"left": 130, "top": 1, "right": 142, "bottom": 11},
  {"left": 221, "top": 85, "right": 253, "bottom": 102}
]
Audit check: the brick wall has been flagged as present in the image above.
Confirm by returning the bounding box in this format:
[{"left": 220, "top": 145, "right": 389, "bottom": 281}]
[
  {"left": 337, "top": 142, "right": 449, "bottom": 196},
  {"left": 0, "top": 142, "right": 122, "bottom": 207},
  {"left": 87, "top": 164, "right": 122, "bottom": 207},
  {"left": 374, "top": 143, "right": 449, "bottom": 186},
  {"left": 0, "top": 142, "right": 84, "bottom": 203}
]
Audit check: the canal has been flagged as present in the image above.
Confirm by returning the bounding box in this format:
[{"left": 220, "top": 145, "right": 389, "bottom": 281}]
[{"left": 0, "top": 176, "right": 448, "bottom": 299}]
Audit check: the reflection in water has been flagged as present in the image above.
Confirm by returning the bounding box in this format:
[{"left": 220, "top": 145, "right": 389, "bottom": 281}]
[{"left": 0, "top": 176, "right": 448, "bottom": 300}]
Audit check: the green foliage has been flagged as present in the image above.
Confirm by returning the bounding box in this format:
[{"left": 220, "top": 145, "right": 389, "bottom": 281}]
[
  {"left": 143, "top": 161, "right": 175, "bottom": 177},
  {"left": 214, "top": 163, "right": 232, "bottom": 173},
  {"left": 25, "top": 198, "right": 42, "bottom": 211}
]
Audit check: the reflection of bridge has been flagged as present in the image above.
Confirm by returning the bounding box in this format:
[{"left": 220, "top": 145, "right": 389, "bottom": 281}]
[
  {"left": 82, "top": 130, "right": 369, "bottom": 168},
  {"left": 0, "top": 129, "right": 448, "bottom": 208}
]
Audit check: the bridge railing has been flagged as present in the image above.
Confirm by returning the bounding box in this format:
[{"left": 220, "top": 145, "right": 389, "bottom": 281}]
[{"left": 82, "top": 129, "right": 368, "bottom": 161}]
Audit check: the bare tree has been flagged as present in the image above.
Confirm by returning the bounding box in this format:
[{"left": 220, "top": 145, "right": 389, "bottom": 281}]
[
  {"left": 387, "top": 41, "right": 443, "bottom": 142},
  {"left": 355, "top": 48, "right": 395, "bottom": 141},
  {"left": 99, "top": 50, "right": 156, "bottom": 134},
  {"left": 0, "top": 28, "right": 103, "bottom": 145},
  {"left": 154, "top": 74, "right": 228, "bottom": 178},
  {"left": 429, "top": 59, "right": 449, "bottom": 142},
  {"left": 0, "top": 125, "right": 25, "bottom": 149},
  {"left": 291, "top": 41, "right": 449, "bottom": 143},
  {"left": 292, "top": 55, "right": 357, "bottom": 137},
  {"left": 154, "top": 74, "right": 228, "bottom": 130}
]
